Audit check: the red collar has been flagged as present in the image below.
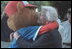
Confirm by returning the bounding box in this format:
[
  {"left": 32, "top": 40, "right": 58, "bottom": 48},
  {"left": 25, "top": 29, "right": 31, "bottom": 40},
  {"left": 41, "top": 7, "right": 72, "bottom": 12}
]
[{"left": 39, "top": 21, "right": 59, "bottom": 35}]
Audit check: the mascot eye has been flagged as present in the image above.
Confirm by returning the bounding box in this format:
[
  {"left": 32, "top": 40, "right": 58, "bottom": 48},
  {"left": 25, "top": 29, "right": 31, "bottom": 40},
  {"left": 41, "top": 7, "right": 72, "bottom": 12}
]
[
  {"left": 26, "top": 7, "right": 34, "bottom": 10},
  {"left": 28, "top": 8, "right": 33, "bottom": 10}
]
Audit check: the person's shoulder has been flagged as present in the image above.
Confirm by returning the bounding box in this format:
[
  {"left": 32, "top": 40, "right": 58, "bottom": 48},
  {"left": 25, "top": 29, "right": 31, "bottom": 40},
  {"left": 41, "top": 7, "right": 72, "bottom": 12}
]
[
  {"left": 62, "top": 21, "right": 68, "bottom": 24},
  {"left": 48, "top": 29, "right": 59, "bottom": 34},
  {"left": 44, "top": 29, "right": 61, "bottom": 40},
  {"left": 50, "top": 29, "right": 60, "bottom": 36},
  {"left": 61, "top": 21, "right": 68, "bottom": 25},
  {"left": 62, "top": 20, "right": 70, "bottom": 27}
]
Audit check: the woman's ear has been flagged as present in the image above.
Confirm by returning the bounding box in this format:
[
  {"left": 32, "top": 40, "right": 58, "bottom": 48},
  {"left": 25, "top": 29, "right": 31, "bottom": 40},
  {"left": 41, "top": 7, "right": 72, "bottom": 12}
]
[{"left": 17, "top": 2, "right": 23, "bottom": 12}]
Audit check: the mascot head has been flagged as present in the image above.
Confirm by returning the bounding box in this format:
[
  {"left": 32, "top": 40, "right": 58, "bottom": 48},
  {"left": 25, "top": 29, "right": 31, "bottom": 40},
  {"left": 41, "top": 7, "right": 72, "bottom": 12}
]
[{"left": 5, "top": 1, "right": 38, "bottom": 31}]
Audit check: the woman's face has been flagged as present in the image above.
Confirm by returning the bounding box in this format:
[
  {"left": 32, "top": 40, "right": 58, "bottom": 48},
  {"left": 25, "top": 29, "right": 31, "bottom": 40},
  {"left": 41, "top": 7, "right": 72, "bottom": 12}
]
[{"left": 37, "top": 11, "right": 47, "bottom": 25}]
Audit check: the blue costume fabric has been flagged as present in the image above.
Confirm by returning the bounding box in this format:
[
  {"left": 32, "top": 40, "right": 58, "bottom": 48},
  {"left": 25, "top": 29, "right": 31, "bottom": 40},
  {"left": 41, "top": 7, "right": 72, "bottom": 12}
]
[{"left": 9, "top": 26, "right": 40, "bottom": 48}]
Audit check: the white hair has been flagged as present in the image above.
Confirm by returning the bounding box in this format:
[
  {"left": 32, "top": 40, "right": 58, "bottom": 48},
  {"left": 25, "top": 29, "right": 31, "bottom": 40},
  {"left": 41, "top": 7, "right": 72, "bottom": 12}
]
[{"left": 41, "top": 6, "right": 58, "bottom": 21}]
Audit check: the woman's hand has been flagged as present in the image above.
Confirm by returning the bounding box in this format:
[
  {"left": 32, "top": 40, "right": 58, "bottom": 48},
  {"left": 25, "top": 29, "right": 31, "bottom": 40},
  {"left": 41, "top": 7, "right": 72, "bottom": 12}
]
[
  {"left": 13, "top": 32, "right": 20, "bottom": 40},
  {"left": 10, "top": 32, "right": 20, "bottom": 41}
]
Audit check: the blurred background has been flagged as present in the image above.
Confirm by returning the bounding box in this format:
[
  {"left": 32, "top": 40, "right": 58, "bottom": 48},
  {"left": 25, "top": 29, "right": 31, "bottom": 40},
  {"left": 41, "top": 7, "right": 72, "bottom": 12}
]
[{"left": 1, "top": 1, "right": 71, "bottom": 20}]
